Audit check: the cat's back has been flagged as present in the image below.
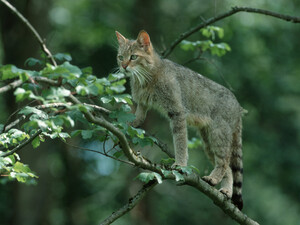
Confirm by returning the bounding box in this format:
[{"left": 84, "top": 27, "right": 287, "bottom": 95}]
[{"left": 159, "top": 59, "right": 242, "bottom": 118}]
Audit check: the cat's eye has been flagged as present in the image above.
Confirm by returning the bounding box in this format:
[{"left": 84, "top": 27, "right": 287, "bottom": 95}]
[
  {"left": 130, "top": 54, "right": 138, "bottom": 60},
  {"left": 118, "top": 55, "right": 124, "bottom": 61}
]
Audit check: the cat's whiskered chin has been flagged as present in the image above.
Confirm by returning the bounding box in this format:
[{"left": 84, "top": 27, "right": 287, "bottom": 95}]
[{"left": 120, "top": 66, "right": 152, "bottom": 86}]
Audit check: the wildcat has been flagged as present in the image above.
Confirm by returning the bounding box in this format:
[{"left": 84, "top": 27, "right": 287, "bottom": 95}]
[{"left": 116, "top": 30, "right": 244, "bottom": 210}]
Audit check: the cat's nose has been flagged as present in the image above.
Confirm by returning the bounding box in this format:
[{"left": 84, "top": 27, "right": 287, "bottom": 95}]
[{"left": 122, "top": 62, "right": 129, "bottom": 69}]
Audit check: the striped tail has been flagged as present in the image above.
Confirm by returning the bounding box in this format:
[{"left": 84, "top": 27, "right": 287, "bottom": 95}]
[{"left": 231, "top": 117, "right": 243, "bottom": 210}]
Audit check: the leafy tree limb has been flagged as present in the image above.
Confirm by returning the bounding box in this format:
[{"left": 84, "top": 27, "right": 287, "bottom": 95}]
[
  {"left": 162, "top": 6, "right": 300, "bottom": 58},
  {"left": 0, "top": 129, "right": 42, "bottom": 157}
]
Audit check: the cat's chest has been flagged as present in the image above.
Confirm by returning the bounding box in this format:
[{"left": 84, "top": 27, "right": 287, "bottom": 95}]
[
  {"left": 130, "top": 77, "right": 162, "bottom": 107},
  {"left": 131, "top": 85, "right": 156, "bottom": 106}
]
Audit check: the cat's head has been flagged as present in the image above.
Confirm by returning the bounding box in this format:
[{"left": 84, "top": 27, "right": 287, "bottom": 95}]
[{"left": 116, "top": 30, "right": 158, "bottom": 85}]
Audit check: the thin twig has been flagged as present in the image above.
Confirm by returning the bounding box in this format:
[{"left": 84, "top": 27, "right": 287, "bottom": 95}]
[
  {"left": 0, "top": 0, "right": 57, "bottom": 66},
  {"left": 63, "top": 140, "right": 135, "bottom": 166},
  {"left": 0, "top": 129, "right": 42, "bottom": 157},
  {"left": 36, "top": 102, "right": 72, "bottom": 109},
  {"left": 187, "top": 56, "right": 235, "bottom": 91},
  {"left": 162, "top": 6, "right": 300, "bottom": 58},
  {"left": 99, "top": 180, "right": 157, "bottom": 225},
  {"left": 151, "top": 134, "right": 174, "bottom": 158},
  {"left": 83, "top": 103, "right": 111, "bottom": 114}
]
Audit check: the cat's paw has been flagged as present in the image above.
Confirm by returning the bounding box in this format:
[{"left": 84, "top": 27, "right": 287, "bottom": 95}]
[
  {"left": 219, "top": 188, "right": 232, "bottom": 198},
  {"left": 202, "top": 176, "right": 218, "bottom": 186}
]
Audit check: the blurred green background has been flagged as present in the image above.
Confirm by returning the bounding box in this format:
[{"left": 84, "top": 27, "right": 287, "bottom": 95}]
[{"left": 0, "top": 0, "right": 300, "bottom": 224}]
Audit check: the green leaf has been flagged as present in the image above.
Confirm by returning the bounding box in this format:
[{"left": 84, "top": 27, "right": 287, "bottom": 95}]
[
  {"left": 76, "top": 85, "right": 88, "bottom": 96},
  {"left": 24, "top": 57, "right": 42, "bottom": 67},
  {"left": 71, "top": 130, "right": 81, "bottom": 137},
  {"left": 81, "top": 130, "right": 93, "bottom": 139},
  {"left": 100, "top": 96, "right": 114, "bottom": 104},
  {"left": 160, "top": 158, "right": 175, "bottom": 165},
  {"left": 136, "top": 172, "right": 154, "bottom": 184},
  {"left": 0, "top": 65, "right": 22, "bottom": 80},
  {"left": 32, "top": 136, "right": 40, "bottom": 148},
  {"left": 180, "top": 166, "right": 193, "bottom": 175},
  {"left": 108, "top": 73, "right": 125, "bottom": 81},
  {"left": 86, "top": 84, "right": 99, "bottom": 96},
  {"left": 58, "top": 132, "right": 70, "bottom": 140},
  {"left": 113, "top": 151, "right": 124, "bottom": 158},
  {"left": 189, "top": 165, "right": 200, "bottom": 174},
  {"left": 132, "top": 136, "right": 155, "bottom": 147},
  {"left": 14, "top": 88, "right": 32, "bottom": 102},
  {"left": 61, "top": 62, "right": 81, "bottom": 76},
  {"left": 161, "top": 169, "right": 172, "bottom": 177},
  {"left": 172, "top": 170, "right": 185, "bottom": 182},
  {"left": 53, "top": 53, "right": 72, "bottom": 62},
  {"left": 19, "top": 73, "right": 29, "bottom": 82},
  {"left": 114, "top": 94, "right": 133, "bottom": 105},
  {"left": 153, "top": 173, "right": 163, "bottom": 184},
  {"left": 109, "top": 107, "right": 135, "bottom": 124},
  {"left": 127, "top": 126, "right": 145, "bottom": 138},
  {"left": 180, "top": 40, "right": 231, "bottom": 57},
  {"left": 109, "top": 85, "right": 126, "bottom": 93},
  {"left": 13, "top": 162, "right": 31, "bottom": 173},
  {"left": 81, "top": 66, "right": 93, "bottom": 74},
  {"left": 135, "top": 172, "right": 162, "bottom": 184},
  {"left": 19, "top": 106, "right": 48, "bottom": 119},
  {"left": 200, "top": 26, "right": 224, "bottom": 40}
]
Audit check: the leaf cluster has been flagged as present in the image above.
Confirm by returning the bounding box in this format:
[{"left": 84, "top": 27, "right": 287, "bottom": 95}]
[
  {"left": 0, "top": 54, "right": 157, "bottom": 183},
  {"left": 180, "top": 26, "right": 231, "bottom": 57}
]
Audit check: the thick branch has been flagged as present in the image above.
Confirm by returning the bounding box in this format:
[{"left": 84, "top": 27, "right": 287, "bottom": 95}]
[
  {"left": 184, "top": 174, "right": 259, "bottom": 225},
  {"left": 162, "top": 6, "right": 300, "bottom": 58},
  {"left": 0, "top": 77, "right": 61, "bottom": 96},
  {"left": 68, "top": 94, "right": 156, "bottom": 169},
  {"left": 99, "top": 181, "right": 157, "bottom": 225},
  {"left": 68, "top": 93, "right": 259, "bottom": 225},
  {"left": 0, "top": 0, "right": 57, "bottom": 66},
  {"left": 2, "top": 115, "right": 26, "bottom": 133},
  {"left": 0, "top": 79, "right": 23, "bottom": 94}
]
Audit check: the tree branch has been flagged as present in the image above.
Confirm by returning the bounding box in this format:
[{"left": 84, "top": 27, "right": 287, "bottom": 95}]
[
  {"left": 2, "top": 115, "right": 26, "bottom": 133},
  {"left": 63, "top": 140, "right": 135, "bottom": 166},
  {"left": 0, "top": 129, "right": 42, "bottom": 157},
  {"left": 0, "top": 79, "right": 23, "bottom": 94},
  {"left": 0, "top": 0, "right": 57, "bottom": 66},
  {"left": 162, "top": 6, "right": 300, "bottom": 58},
  {"left": 68, "top": 93, "right": 259, "bottom": 225},
  {"left": 99, "top": 180, "right": 157, "bottom": 225}
]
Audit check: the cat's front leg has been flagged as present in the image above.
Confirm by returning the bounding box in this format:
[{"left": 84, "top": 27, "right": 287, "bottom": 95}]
[
  {"left": 169, "top": 111, "right": 188, "bottom": 167},
  {"left": 131, "top": 103, "right": 148, "bottom": 128}
]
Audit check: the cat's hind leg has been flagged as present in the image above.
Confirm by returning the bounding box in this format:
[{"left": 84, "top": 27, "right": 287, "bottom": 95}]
[
  {"left": 202, "top": 121, "right": 232, "bottom": 186},
  {"left": 219, "top": 167, "right": 233, "bottom": 198}
]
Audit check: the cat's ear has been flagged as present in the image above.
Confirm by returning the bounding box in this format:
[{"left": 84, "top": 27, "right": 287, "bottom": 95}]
[
  {"left": 116, "top": 31, "right": 127, "bottom": 45},
  {"left": 137, "top": 30, "right": 151, "bottom": 49}
]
